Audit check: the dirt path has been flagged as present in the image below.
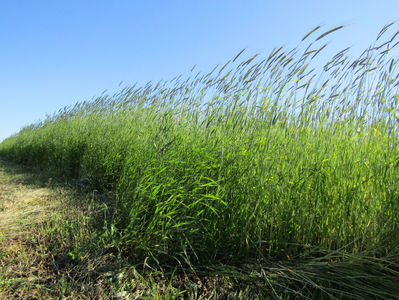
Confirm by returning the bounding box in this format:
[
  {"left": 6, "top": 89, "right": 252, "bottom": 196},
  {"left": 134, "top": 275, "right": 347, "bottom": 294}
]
[{"left": 0, "top": 160, "right": 58, "bottom": 299}]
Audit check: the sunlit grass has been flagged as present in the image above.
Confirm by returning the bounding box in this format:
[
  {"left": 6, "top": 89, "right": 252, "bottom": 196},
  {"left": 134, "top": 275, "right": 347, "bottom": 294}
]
[{"left": 1, "top": 24, "right": 399, "bottom": 298}]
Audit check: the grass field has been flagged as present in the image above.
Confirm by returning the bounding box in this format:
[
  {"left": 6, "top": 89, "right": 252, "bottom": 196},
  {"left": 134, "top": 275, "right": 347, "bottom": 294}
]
[{"left": 1, "top": 25, "right": 399, "bottom": 298}]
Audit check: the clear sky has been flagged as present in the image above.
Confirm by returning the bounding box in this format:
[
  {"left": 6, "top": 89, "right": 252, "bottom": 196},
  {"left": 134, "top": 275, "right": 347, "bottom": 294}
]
[{"left": 1, "top": 0, "right": 398, "bottom": 142}]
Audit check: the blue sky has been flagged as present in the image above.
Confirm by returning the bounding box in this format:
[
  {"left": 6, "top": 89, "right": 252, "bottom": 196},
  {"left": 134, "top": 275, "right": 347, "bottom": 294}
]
[{"left": 1, "top": 0, "right": 398, "bottom": 141}]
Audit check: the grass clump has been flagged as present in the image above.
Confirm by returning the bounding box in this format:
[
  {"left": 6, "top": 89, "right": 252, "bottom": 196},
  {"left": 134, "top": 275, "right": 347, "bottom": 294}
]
[{"left": 1, "top": 24, "right": 399, "bottom": 298}]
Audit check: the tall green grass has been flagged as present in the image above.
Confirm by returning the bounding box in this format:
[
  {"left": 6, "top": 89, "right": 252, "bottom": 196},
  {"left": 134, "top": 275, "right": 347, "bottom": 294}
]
[{"left": 1, "top": 24, "right": 399, "bottom": 269}]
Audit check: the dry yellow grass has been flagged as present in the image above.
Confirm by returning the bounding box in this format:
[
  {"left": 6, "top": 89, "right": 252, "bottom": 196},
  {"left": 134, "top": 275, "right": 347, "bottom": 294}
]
[{"left": 0, "top": 160, "right": 58, "bottom": 299}]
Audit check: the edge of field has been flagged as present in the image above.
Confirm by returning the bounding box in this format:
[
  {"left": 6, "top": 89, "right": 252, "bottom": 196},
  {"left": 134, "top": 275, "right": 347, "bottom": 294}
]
[
  {"left": 0, "top": 159, "right": 242, "bottom": 299},
  {"left": 1, "top": 158, "right": 399, "bottom": 299}
]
